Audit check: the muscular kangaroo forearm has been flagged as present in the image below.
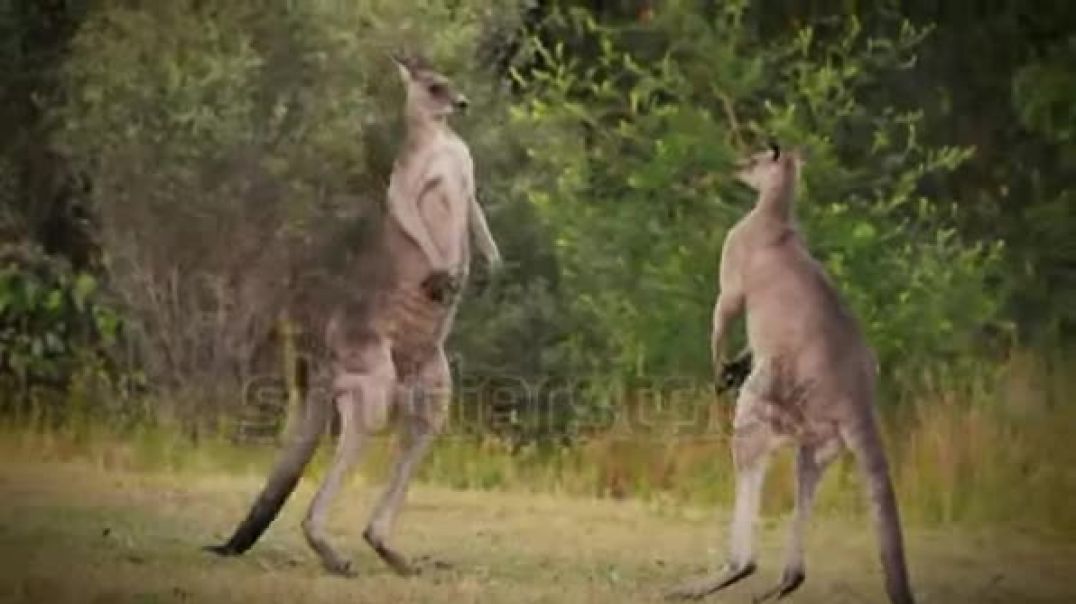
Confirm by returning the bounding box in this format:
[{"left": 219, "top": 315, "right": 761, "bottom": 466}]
[
  {"left": 390, "top": 193, "right": 445, "bottom": 271},
  {"left": 469, "top": 196, "right": 501, "bottom": 267},
  {"left": 711, "top": 293, "right": 743, "bottom": 372}
]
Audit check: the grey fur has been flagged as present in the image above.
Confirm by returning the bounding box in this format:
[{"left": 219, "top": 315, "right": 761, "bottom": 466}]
[
  {"left": 668, "top": 147, "right": 914, "bottom": 603},
  {"left": 205, "top": 55, "right": 500, "bottom": 576}
]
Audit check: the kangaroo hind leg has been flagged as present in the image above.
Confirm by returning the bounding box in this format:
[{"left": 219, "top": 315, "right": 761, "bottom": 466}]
[
  {"left": 754, "top": 437, "right": 842, "bottom": 602},
  {"left": 302, "top": 360, "right": 394, "bottom": 576},
  {"left": 364, "top": 350, "right": 450, "bottom": 576},
  {"left": 667, "top": 391, "right": 779, "bottom": 600}
]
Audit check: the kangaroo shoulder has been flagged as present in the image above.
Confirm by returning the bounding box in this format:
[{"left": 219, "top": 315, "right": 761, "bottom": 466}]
[
  {"left": 721, "top": 216, "right": 759, "bottom": 262},
  {"left": 424, "top": 137, "right": 472, "bottom": 178},
  {"left": 722, "top": 219, "right": 747, "bottom": 252}
]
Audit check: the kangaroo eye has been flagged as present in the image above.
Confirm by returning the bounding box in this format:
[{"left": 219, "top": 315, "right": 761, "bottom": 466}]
[{"left": 428, "top": 83, "right": 446, "bottom": 96}]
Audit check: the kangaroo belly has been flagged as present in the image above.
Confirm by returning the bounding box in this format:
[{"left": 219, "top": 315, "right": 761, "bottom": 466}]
[
  {"left": 741, "top": 354, "right": 843, "bottom": 445},
  {"left": 383, "top": 283, "right": 457, "bottom": 377}
]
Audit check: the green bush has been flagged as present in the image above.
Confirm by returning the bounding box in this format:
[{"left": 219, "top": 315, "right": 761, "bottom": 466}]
[
  {"left": 57, "top": 0, "right": 526, "bottom": 413},
  {"left": 50, "top": 0, "right": 1013, "bottom": 437},
  {"left": 506, "top": 3, "right": 1007, "bottom": 388},
  {"left": 0, "top": 244, "right": 125, "bottom": 405}
]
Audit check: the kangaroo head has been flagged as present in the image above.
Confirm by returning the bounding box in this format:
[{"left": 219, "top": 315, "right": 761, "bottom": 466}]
[
  {"left": 734, "top": 142, "right": 805, "bottom": 197},
  {"left": 393, "top": 53, "right": 469, "bottom": 122}
]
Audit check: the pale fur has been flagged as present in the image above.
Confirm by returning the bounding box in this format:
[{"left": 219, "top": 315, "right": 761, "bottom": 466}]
[
  {"left": 668, "top": 146, "right": 914, "bottom": 603},
  {"left": 205, "top": 54, "right": 500, "bottom": 577}
]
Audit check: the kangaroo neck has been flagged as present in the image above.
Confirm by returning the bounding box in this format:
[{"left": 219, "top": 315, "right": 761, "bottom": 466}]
[
  {"left": 754, "top": 181, "right": 795, "bottom": 223},
  {"left": 403, "top": 109, "right": 451, "bottom": 147}
]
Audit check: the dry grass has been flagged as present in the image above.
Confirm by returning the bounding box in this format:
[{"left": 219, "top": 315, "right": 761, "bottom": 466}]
[
  {"left": 2, "top": 351, "right": 1074, "bottom": 602},
  {"left": 1, "top": 457, "right": 1075, "bottom": 603}
]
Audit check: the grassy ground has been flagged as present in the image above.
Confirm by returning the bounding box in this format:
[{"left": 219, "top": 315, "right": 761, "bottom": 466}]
[{"left": 1, "top": 458, "right": 1075, "bottom": 603}]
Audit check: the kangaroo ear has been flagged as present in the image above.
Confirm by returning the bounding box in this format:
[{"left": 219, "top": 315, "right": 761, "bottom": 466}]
[
  {"left": 768, "top": 140, "right": 781, "bottom": 161},
  {"left": 791, "top": 147, "right": 808, "bottom": 170},
  {"left": 391, "top": 52, "right": 413, "bottom": 82}
]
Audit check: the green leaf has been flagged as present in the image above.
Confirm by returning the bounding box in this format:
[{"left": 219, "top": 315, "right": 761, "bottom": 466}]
[
  {"left": 46, "top": 289, "right": 64, "bottom": 312},
  {"left": 73, "top": 273, "right": 97, "bottom": 310},
  {"left": 852, "top": 222, "right": 877, "bottom": 243}
]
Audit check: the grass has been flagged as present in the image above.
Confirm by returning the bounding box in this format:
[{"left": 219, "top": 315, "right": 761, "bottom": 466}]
[
  {"left": 2, "top": 457, "right": 1076, "bottom": 603},
  {"left": 10, "top": 351, "right": 1076, "bottom": 539},
  {"left": 9, "top": 394, "right": 1076, "bottom": 541},
  {"left": 1, "top": 350, "right": 1074, "bottom": 601}
]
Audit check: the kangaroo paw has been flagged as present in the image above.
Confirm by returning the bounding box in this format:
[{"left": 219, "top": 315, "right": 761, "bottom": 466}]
[{"left": 420, "top": 270, "right": 459, "bottom": 305}]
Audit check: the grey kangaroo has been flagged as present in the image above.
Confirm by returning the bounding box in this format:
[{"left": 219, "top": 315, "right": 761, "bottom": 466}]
[
  {"left": 205, "top": 54, "right": 501, "bottom": 577},
  {"left": 668, "top": 144, "right": 914, "bottom": 603}
]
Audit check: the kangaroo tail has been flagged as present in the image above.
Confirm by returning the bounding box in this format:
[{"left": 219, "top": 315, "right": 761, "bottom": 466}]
[
  {"left": 844, "top": 416, "right": 915, "bottom": 604},
  {"left": 205, "top": 364, "right": 329, "bottom": 556}
]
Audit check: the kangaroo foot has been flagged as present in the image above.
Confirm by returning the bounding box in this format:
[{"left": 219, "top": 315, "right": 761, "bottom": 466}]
[
  {"left": 364, "top": 529, "right": 417, "bottom": 577},
  {"left": 753, "top": 568, "right": 805, "bottom": 602},
  {"left": 666, "top": 561, "right": 757, "bottom": 600}
]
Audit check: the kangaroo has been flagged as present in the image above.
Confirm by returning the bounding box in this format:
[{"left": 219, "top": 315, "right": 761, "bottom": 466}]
[
  {"left": 204, "top": 53, "right": 501, "bottom": 577},
  {"left": 668, "top": 144, "right": 914, "bottom": 603}
]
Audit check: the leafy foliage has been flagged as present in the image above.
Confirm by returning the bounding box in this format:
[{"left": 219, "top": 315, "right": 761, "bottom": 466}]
[
  {"left": 0, "top": 244, "right": 124, "bottom": 398},
  {"left": 506, "top": 3, "right": 1005, "bottom": 385},
  {"left": 0, "top": 0, "right": 1068, "bottom": 436},
  {"left": 56, "top": 0, "right": 525, "bottom": 409},
  {"left": 1012, "top": 36, "right": 1076, "bottom": 144}
]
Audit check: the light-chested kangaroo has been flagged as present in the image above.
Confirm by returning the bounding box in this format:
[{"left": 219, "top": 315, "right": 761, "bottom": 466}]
[
  {"left": 668, "top": 144, "right": 913, "bottom": 603},
  {"left": 205, "top": 54, "right": 501, "bottom": 577}
]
